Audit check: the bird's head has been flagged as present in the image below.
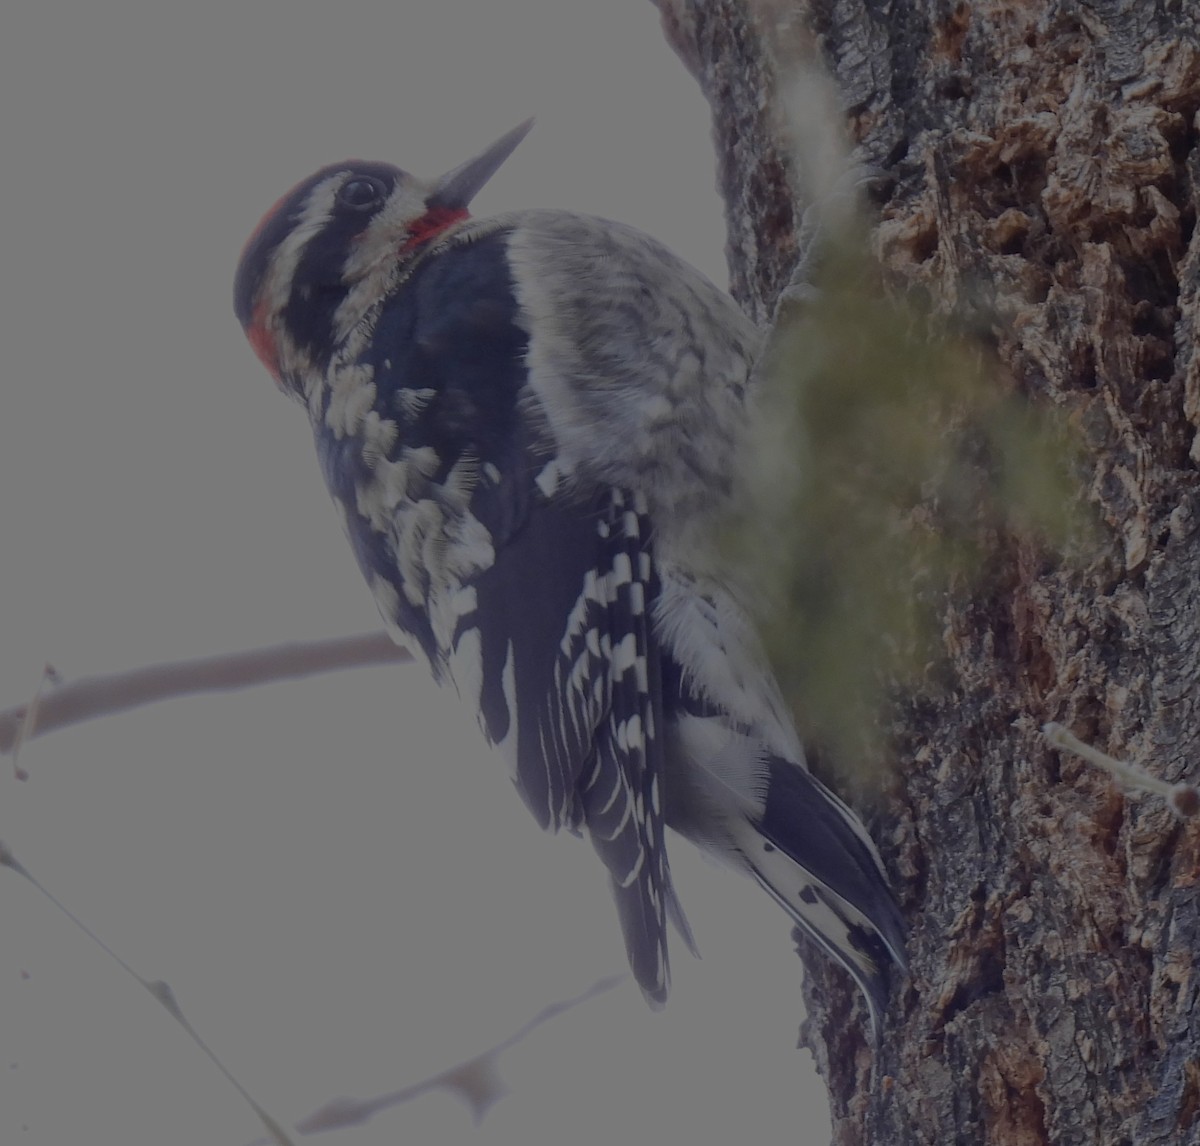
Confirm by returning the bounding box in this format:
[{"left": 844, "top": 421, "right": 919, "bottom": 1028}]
[{"left": 233, "top": 119, "right": 533, "bottom": 395}]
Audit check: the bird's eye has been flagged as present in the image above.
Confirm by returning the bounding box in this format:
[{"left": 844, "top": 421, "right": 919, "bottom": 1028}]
[{"left": 336, "top": 176, "right": 387, "bottom": 211}]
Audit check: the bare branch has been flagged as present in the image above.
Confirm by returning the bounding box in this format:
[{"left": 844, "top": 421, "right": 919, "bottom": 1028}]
[
  {"left": 282, "top": 974, "right": 627, "bottom": 1139},
  {"left": 0, "top": 633, "right": 411, "bottom": 757}
]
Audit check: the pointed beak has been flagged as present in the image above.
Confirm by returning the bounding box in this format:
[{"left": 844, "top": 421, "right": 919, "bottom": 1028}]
[{"left": 427, "top": 119, "right": 534, "bottom": 210}]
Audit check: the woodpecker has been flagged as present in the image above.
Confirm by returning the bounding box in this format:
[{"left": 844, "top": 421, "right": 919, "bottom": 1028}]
[{"left": 234, "top": 121, "right": 905, "bottom": 1029}]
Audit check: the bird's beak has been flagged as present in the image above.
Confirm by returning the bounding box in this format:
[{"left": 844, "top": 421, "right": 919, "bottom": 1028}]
[{"left": 427, "top": 119, "right": 534, "bottom": 210}]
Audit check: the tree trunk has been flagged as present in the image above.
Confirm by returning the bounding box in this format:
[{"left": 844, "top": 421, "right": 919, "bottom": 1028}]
[{"left": 656, "top": 2, "right": 1200, "bottom": 1143}]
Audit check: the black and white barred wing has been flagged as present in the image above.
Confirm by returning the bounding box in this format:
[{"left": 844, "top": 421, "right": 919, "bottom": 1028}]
[
  {"left": 318, "top": 267, "right": 680, "bottom": 999},
  {"left": 461, "top": 464, "right": 677, "bottom": 1004}
]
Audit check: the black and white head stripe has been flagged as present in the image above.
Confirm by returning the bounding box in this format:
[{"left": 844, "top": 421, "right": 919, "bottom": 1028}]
[{"left": 234, "top": 163, "right": 400, "bottom": 329}]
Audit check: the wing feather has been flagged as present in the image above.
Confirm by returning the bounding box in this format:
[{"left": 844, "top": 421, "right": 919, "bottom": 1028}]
[{"left": 315, "top": 224, "right": 686, "bottom": 1002}]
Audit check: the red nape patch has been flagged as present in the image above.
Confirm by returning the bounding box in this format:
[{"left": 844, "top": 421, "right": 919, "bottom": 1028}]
[
  {"left": 402, "top": 206, "right": 469, "bottom": 252},
  {"left": 248, "top": 299, "right": 283, "bottom": 386}
]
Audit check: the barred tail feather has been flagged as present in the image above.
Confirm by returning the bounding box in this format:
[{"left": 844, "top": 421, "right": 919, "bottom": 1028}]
[{"left": 737, "top": 758, "right": 906, "bottom": 1033}]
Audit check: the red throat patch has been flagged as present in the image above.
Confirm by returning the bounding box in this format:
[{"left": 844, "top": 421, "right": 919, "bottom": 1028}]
[{"left": 402, "top": 206, "right": 469, "bottom": 252}]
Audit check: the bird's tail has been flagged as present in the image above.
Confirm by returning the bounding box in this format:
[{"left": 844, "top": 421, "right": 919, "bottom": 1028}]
[{"left": 733, "top": 756, "right": 906, "bottom": 1033}]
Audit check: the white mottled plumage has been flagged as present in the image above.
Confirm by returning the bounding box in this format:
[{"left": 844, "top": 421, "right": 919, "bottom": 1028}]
[{"left": 506, "top": 209, "right": 759, "bottom": 538}]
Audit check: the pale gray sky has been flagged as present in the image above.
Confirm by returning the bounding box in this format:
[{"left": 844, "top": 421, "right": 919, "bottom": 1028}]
[{"left": 0, "top": 4, "right": 834, "bottom": 1143}]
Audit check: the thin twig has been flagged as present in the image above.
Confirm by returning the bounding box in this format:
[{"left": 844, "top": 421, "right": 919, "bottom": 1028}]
[
  {"left": 278, "top": 973, "right": 628, "bottom": 1140},
  {"left": 0, "top": 840, "right": 295, "bottom": 1146},
  {"left": 1042, "top": 722, "right": 1200, "bottom": 818},
  {"left": 0, "top": 633, "right": 411, "bottom": 757},
  {"left": 10, "top": 664, "right": 59, "bottom": 779}
]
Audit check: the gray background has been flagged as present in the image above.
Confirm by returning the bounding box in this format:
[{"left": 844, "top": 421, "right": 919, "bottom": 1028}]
[{"left": 0, "top": 3, "right": 832, "bottom": 1142}]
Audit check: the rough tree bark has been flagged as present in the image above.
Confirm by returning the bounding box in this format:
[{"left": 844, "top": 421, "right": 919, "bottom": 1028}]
[{"left": 656, "top": 2, "right": 1200, "bottom": 1144}]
